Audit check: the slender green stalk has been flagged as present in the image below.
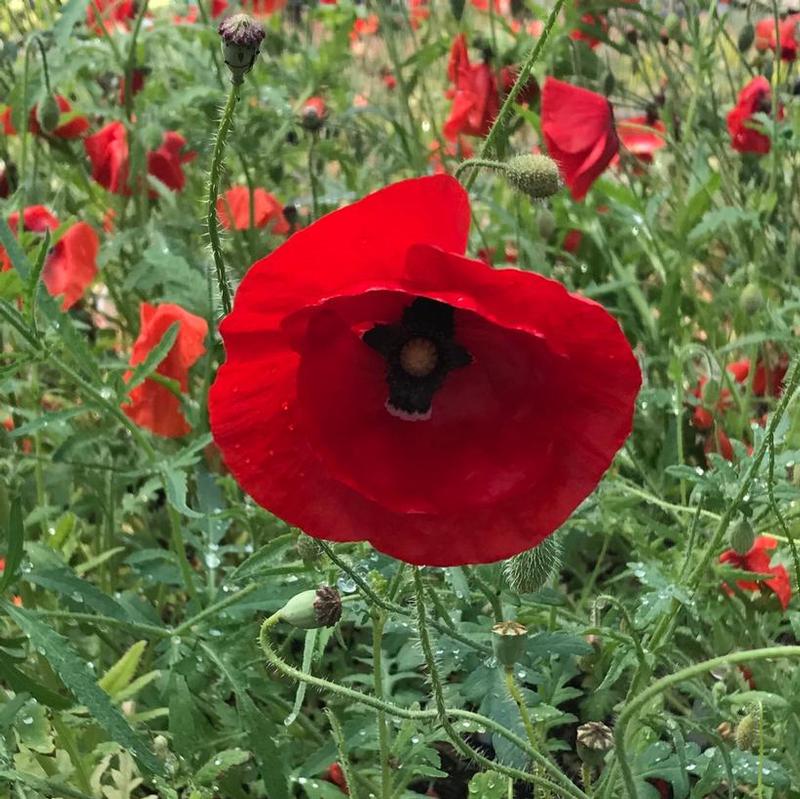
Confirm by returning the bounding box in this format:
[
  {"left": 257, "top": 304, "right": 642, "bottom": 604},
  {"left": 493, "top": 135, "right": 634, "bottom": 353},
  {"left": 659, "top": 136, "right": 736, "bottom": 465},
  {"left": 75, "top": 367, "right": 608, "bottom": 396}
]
[
  {"left": 123, "top": 0, "right": 150, "bottom": 121},
  {"left": 325, "top": 707, "right": 361, "bottom": 799},
  {"left": 206, "top": 84, "right": 240, "bottom": 316},
  {"left": 614, "top": 647, "right": 800, "bottom": 799},
  {"left": 31, "top": 609, "right": 171, "bottom": 639},
  {"left": 372, "top": 611, "right": 391, "bottom": 799},
  {"left": 172, "top": 582, "right": 259, "bottom": 636},
  {"left": 463, "top": 0, "right": 567, "bottom": 189},
  {"left": 308, "top": 133, "right": 320, "bottom": 221},
  {"left": 166, "top": 503, "right": 197, "bottom": 600},
  {"left": 453, "top": 158, "right": 506, "bottom": 180}
]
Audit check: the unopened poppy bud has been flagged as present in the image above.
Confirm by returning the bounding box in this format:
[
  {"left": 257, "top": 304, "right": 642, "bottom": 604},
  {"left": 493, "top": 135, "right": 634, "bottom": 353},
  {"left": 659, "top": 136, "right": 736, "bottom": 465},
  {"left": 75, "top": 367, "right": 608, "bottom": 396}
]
[
  {"left": 603, "top": 71, "right": 616, "bottom": 96},
  {"left": 153, "top": 734, "right": 169, "bottom": 759},
  {"left": 730, "top": 517, "right": 755, "bottom": 555},
  {"left": 740, "top": 283, "right": 763, "bottom": 315},
  {"left": 301, "top": 96, "right": 327, "bottom": 132},
  {"left": 794, "top": 78, "right": 800, "bottom": 97},
  {"left": 37, "top": 93, "right": 61, "bottom": 134},
  {"left": 735, "top": 711, "right": 759, "bottom": 751},
  {"left": 538, "top": 209, "right": 556, "bottom": 240},
  {"left": 491, "top": 620, "right": 527, "bottom": 666},
  {"left": 503, "top": 154, "right": 561, "bottom": 201},
  {"left": 576, "top": 721, "right": 614, "bottom": 767},
  {"left": 503, "top": 535, "right": 562, "bottom": 594},
  {"left": 279, "top": 585, "right": 342, "bottom": 629},
  {"left": 218, "top": 13, "right": 265, "bottom": 85},
  {"left": 295, "top": 533, "right": 323, "bottom": 564},
  {"left": 664, "top": 13, "right": 680, "bottom": 38},
  {"left": 738, "top": 22, "right": 755, "bottom": 53}
]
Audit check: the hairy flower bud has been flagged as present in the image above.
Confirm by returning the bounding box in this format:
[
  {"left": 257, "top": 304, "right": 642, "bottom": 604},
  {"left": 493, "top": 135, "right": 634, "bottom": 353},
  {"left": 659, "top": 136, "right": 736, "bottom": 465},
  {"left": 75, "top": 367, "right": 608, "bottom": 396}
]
[
  {"left": 740, "top": 283, "right": 763, "bottom": 315},
  {"left": 735, "top": 711, "right": 759, "bottom": 751},
  {"left": 730, "top": 517, "right": 755, "bottom": 555},
  {"left": 491, "top": 620, "right": 527, "bottom": 667},
  {"left": 538, "top": 209, "right": 556, "bottom": 240},
  {"left": 738, "top": 22, "right": 755, "bottom": 53},
  {"left": 218, "top": 13, "right": 265, "bottom": 85},
  {"left": 279, "top": 585, "right": 342, "bottom": 629},
  {"left": 36, "top": 93, "right": 61, "bottom": 134},
  {"left": 576, "top": 721, "right": 614, "bottom": 767},
  {"left": 295, "top": 533, "right": 323, "bottom": 564},
  {"left": 503, "top": 535, "right": 562, "bottom": 594},
  {"left": 504, "top": 154, "right": 562, "bottom": 200}
]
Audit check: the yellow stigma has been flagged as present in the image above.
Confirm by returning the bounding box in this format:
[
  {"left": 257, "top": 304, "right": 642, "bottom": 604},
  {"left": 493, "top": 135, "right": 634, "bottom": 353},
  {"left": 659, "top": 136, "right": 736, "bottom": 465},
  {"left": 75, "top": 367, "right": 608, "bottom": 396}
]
[{"left": 399, "top": 337, "right": 438, "bottom": 377}]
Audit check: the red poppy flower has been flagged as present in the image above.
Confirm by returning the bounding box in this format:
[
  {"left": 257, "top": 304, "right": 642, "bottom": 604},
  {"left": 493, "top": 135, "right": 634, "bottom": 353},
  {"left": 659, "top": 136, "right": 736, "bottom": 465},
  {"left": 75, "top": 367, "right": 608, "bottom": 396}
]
[
  {"left": 28, "top": 95, "right": 90, "bottom": 139},
  {"left": 323, "top": 763, "right": 349, "bottom": 794},
  {"left": 570, "top": 12, "right": 608, "bottom": 48},
  {"left": 241, "top": 0, "right": 286, "bottom": 16},
  {"left": 217, "top": 186, "right": 289, "bottom": 233},
  {"left": 541, "top": 78, "right": 618, "bottom": 201},
  {"left": 727, "top": 77, "right": 781, "bottom": 155},
  {"left": 500, "top": 67, "right": 540, "bottom": 107},
  {"left": 755, "top": 14, "right": 799, "bottom": 61},
  {"left": 350, "top": 14, "right": 379, "bottom": 42},
  {"left": 118, "top": 68, "right": 147, "bottom": 106},
  {"left": 0, "top": 163, "right": 12, "bottom": 199},
  {"left": 1, "top": 206, "right": 60, "bottom": 272},
  {"left": 174, "top": 0, "right": 228, "bottom": 23},
  {"left": 444, "top": 40, "right": 500, "bottom": 140},
  {"left": 85, "top": 121, "right": 131, "bottom": 194},
  {"left": 615, "top": 115, "right": 666, "bottom": 163},
  {"left": 428, "top": 137, "right": 473, "bottom": 175},
  {"left": 563, "top": 229, "right": 583, "bottom": 254},
  {"left": 1, "top": 106, "right": 14, "bottom": 135},
  {"left": 648, "top": 780, "right": 670, "bottom": 799},
  {"left": 470, "top": 0, "right": 512, "bottom": 12},
  {"left": 409, "top": 0, "right": 429, "bottom": 28},
  {"left": 147, "top": 131, "right": 196, "bottom": 194},
  {"left": 41, "top": 222, "right": 100, "bottom": 310},
  {"left": 209, "top": 176, "right": 640, "bottom": 566},
  {"left": 86, "top": 0, "right": 136, "bottom": 34},
  {"left": 122, "top": 303, "right": 208, "bottom": 438},
  {"left": 720, "top": 535, "right": 791, "bottom": 610},
  {"left": 301, "top": 97, "right": 328, "bottom": 131}
]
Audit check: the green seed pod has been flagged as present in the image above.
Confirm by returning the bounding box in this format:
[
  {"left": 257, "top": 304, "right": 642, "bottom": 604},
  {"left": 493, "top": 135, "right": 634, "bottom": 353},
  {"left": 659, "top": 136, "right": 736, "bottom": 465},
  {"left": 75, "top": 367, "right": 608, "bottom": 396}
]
[
  {"left": 576, "top": 721, "right": 614, "bottom": 767},
  {"left": 738, "top": 22, "right": 755, "bottom": 53},
  {"left": 279, "top": 585, "right": 342, "bottom": 630},
  {"left": 218, "top": 14, "right": 265, "bottom": 85},
  {"left": 740, "top": 283, "right": 764, "bottom": 315},
  {"left": 538, "top": 209, "right": 556, "bottom": 241},
  {"left": 735, "top": 711, "right": 759, "bottom": 751},
  {"left": 491, "top": 621, "right": 527, "bottom": 667},
  {"left": 730, "top": 518, "right": 755, "bottom": 555},
  {"left": 503, "top": 154, "right": 562, "bottom": 200},
  {"left": 36, "top": 93, "right": 61, "bottom": 134},
  {"left": 503, "top": 535, "right": 562, "bottom": 594}
]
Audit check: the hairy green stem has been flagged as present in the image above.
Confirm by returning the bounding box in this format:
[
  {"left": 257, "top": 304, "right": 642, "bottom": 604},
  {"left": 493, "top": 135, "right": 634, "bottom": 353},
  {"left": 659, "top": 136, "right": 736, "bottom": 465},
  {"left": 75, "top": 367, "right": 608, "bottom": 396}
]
[
  {"left": 166, "top": 503, "right": 197, "bottom": 600},
  {"left": 372, "top": 611, "right": 391, "bottom": 799},
  {"left": 123, "top": 0, "right": 150, "bottom": 120},
  {"left": 325, "top": 707, "right": 362, "bottom": 799}
]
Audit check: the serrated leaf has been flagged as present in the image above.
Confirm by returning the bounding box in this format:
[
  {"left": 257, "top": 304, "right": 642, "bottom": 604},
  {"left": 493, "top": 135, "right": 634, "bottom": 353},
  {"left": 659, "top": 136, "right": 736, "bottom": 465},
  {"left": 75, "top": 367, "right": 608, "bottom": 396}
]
[
  {"left": 53, "top": 0, "right": 90, "bottom": 47},
  {"left": 99, "top": 641, "right": 147, "bottom": 698},
  {"left": 162, "top": 468, "right": 202, "bottom": 518},
  {"left": 3, "top": 601, "right": 161, "bottom": 775},
  {"left": 124, "top": 322, "right": 179, "bottom": 394},
  {"left": 25, "top": 568, "right": 132, "bottom": 621},
  {"left": 468, "top": 771, "right": 507, "bottom": 799},
  {"left": 195, "top": 748, "right": 250, "bottom": 785},
  {"left": 0, "top": 653, "right": 70, "bottom": 710},
  {"left": 241, "top": 697, "right": 290, "bottom": 799}
]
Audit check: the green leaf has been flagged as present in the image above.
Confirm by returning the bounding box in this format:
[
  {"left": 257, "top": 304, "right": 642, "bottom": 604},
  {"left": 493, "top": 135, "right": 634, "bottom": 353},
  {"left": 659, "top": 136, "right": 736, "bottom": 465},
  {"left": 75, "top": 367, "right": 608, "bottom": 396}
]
[
  {"left": 168, "top": 675, "right": 198, "bottom": 760},
  {"left": 467, "top": 772, "right": 507, "bottom": 799},
  {"left": 124, "top": 322, "right": 179, "bottom": 393},
  {"left": 241, "top": 698, "right": 290, "bottom": 799},
  {"left": 0, "top": 499, "right": 24, "bottom": 595},
  {"left": 3, "top": 601, "right": 162, "bottom": 775},
  {"left": 0, "top": 270, "right": 24, "bottom": 301},
  {"left": 25, "top": 568, "right": 132, "bottom": 621},
  {"left": 0, "top": 220, "right": 31, "bottom": 281},
  {"left": 53, "top": 0, "right": 91, "bottom": 47},
  {"left": 195, "top": 748, "right": 251, "bottom": 785},
  {"left": 0, "top": 654, "right": 70, "bottom": 710},
  {"left": 99, "top": 641, "right": 148, "bottom": 698},
  {"left": 162, "top": 468, "right": 202, "bottom": 519}
]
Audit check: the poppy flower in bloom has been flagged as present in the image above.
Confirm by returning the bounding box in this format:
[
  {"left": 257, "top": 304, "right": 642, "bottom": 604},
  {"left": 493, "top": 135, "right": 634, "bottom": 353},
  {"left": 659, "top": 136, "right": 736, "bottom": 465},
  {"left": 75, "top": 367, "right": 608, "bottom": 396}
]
[
  {"left": 444, "top": 36, "right": 500, "bottom": 140},
  {"left": 541, "top": 78, "right": 618, "bottom": 201},
  {"left": 122, "top": 303, "right": 208, "bottom": 438},
  {"left": 409, "top": 0, "right": 430, "bottom": 28},
  {"left": 147, "top": 131, "right": 196, "bottom": 194},
  {"left": 86, "top": 0, "right": 136, "bottom": 34},
  {"left": 720, "top": 535, "right": 791, "bottom": 610},
  {"left": 41, "top": 223, "right": 100, "bottom": 310},
  {"left": 118, "top": 68, "right": 147, "bottom": 106},
  {"left": 500, "top": 67, "right": 539, "bottom": 108},
  {"left": 217, "top": 186, "right": 290, "bottom": 233},
  {"left": 727, "top": 77, "right": 781, "bottom": 155},
  {"left": 301, "top": 97, "right": 328, "bottom": 132},
  {"left": 0, "top": 164, "right": 11, "bottom": 198},
  {"left": 323, "top": 763, "right": 348, "bottom": 794},
  {"left": 755, "top": 14, "right": 800, "bottom": 61},
  {"left": 1, "top": 106, "right": 13, "bottom": 135},
  {"left": 428, "top": 137, "right": 474, "bottom": 175},
  {"left": 615, "top": 115, "right": 666, "bottom": 163},
  {"left": 570, "top": 12, "right": 608, "bottom": 48},
  {"left": 1, "top": 206, "right": 60, "bottom": 272},
  {"left": 28, "top": 95, "right": 90, "bottom": 139},
  {"left": 174, "top": 0, "right": 228, "bottom": 24},
  {"left": 350, "top": 14, "right": 379, "bottom": 43},
  {"left": 209, "top": 176, "right": 640, "bottom": 566},
  {"left": 85, "top": 121, "right": 130, "bottom": 194},
  {"left": 241, "top": 0, "right": 287, "bottom": 16}
]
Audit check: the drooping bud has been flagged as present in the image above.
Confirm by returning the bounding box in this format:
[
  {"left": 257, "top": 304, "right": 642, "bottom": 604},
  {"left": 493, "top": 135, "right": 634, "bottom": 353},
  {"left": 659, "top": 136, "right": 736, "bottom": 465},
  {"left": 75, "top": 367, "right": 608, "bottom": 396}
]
[
  {"left": 36, "top": 93, "right": 61, "bottom": 134},
  {"left": 217, "top": 13, "right": 265, "bottom": 85},
  {"left": 503, "top": 535, "right": 562, "bottom": 594},
  {"left": 740, "top": 283, "right": 763, "bottom": 315},
  {"left": 503, "top": 154, "right": 561, "bottom": 200},
  {"left": 735, "top": 710, "right": 759, "bottom": 751},
  {"left": 279, "top": 585, "right": 342, "bottom": 629},
  {"left": 729, "top": 517, "right": 755, "bottom": 555},
  {"left": 576, "top": 721, "right": 614, "bottom": 767},
  {"left": 301, "top": 96, "right": 328, "bottom": 132},
  {"left": 537, "top": 208, "right": 556, "bottom": 240},
  {"left": 491, "top": 620, "right": 527, "bottom": 667},
  {"left": 738, "top": 22, "right": 755, "bottom": 53}
]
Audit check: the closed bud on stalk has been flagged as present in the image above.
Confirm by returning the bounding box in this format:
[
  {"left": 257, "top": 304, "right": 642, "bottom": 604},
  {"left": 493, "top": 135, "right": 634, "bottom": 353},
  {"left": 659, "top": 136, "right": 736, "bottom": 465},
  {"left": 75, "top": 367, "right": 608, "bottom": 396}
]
[
  {"left": 295, "top": 533, "right": 323, "bottom": 564},
  {"left": 503, "top": 154, "right": 561, "bottom": 200},
  {"left": 538, "top": 209, "right": 556, "bottom": 240},
  {"left": 730, "top": 517, "right": 755, "bottom": 555},
  {"left": 491, "top": 620, "right": 527, "bottom": 667},
  {"left": 301, "top": 97, "right": 327, "bottom": 132},
  {"left": 740, "top": 283, "right": 763, "bottom": 315},
  {"left": 37, "top": 93, "right": 60, "bottom": 134},
  {"left": 664, "top": 13, "right": 680, "bottom": 38},
  {"left": 576, "top": 721, "right": 614, "bottom": 767},
  {"left": 603, "top": 71, "right": 616, "bottom": 96},
  {"left": 738, "top": 22, "right": 755, "bottom": 53},
  {"left": 504, "top": 535, "right": 562, "bottom": 594},
  {"left": 279, "top": 585, "right": 342, "bottom": 629},
  {"left": 735, "top": 710, "right": 759, "bottom": 751},
  {"left": 218, "top": 13, "right": 265, "bottom": 85},
  {"left": 153, "top": 734, "right": 169, "bottom": 759}
]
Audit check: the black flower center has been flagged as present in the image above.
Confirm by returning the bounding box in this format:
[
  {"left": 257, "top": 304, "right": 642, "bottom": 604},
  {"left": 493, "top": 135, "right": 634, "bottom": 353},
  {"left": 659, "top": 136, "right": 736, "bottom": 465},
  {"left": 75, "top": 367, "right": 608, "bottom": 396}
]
[{"left": 362, "top": 297, "right": 472, "bottom": 420}]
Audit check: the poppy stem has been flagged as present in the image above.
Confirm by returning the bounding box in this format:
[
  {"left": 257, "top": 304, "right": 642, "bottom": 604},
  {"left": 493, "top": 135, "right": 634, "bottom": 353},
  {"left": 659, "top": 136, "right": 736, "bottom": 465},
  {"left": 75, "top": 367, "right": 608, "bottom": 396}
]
[
  {"left": 463, "top": 0, "right": 568, "bottom": 191},
  {"left": 371, "top": 610, "right": 392, "bottom": 799},
  {"left": 453, "top": 158, "right": 506, "bottom": 181},
  {"left": 206, "top": 83, "right": 240, "bottom": 317},
  {"left": 324, "top": 707, "right": 363, "bottom": 799},
  {"left": 613, "top": 646, "right": 800, "bottom": 799},
  {"left": 123, "top": 0, "right": 150, "bottom": 122}
]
